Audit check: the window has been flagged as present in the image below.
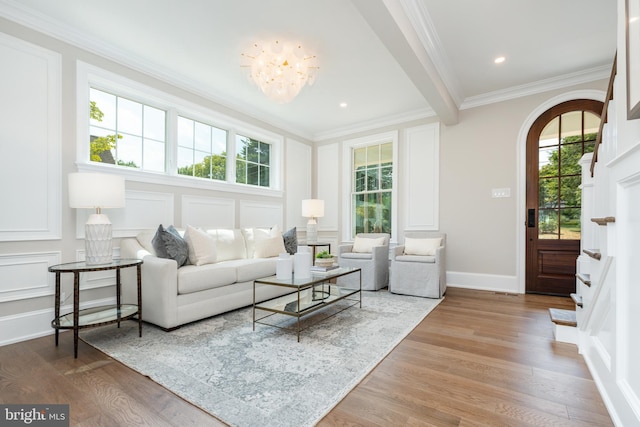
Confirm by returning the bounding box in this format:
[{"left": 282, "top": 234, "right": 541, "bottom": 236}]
[
  {"left": 89, "top": 88, "right": 166, "bottom": 172},
  {"left": 235, "top": 135, "right": 271, "bottom": 187},
  {"left": 352, "top": 142, "right": 393, "bottom": 235},
  {"left": 79, "top": 62, "right": 283, "bottom": 195},
  {"left": 177, "top": 116, "right": 227, "bottom": 181}
]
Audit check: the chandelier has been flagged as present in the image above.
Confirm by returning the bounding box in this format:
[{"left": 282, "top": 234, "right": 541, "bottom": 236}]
[{"left": 241, "top": 40, "right": 319, "bottom": 104}]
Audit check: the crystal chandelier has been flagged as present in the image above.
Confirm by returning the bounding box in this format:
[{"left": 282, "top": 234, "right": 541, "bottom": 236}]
[{"left": 241, "top": 40, "right": 319, "bottom": 104}]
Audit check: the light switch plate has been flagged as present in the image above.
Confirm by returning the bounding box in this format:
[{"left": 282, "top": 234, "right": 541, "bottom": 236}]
[{"left": 491, "top": 188, "right": 511, "bottom": 198}]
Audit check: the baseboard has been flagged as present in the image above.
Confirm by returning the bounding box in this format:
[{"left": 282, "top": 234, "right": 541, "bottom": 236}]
[
  {"left": 0, "top": 297, "right": 116, "bottom": 346},
  {"left": 446, "top": 271, "right": 519, "bottom": 294}
]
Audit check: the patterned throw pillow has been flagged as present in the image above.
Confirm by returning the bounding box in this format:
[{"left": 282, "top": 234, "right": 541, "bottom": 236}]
[
  {"left": 282, "top": 227, "right": 297, "bottom": 255},
  {"left": 152, "top": 224, "right": 189, "bottom": 267}
]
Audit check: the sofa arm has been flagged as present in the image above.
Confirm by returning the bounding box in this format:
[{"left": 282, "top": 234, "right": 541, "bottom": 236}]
[
  {"left": 390, "top": 245, "right": 404, "bottom": 260},
  {"left": 120, "top": 237, "right": 179, "bottom": 329},
  {"left": 338, "top": 244, "right": 354, "bottom": 256}
]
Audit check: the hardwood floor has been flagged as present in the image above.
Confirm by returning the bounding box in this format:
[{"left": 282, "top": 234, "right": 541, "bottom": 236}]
[{"left": 0, "top": 288, "right": 612, "bottom": 426}]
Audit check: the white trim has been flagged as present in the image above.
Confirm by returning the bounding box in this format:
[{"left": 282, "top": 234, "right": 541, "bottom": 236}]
[
  {"left": 515, "top": 89, "right": 606, "bottom": 294},
  {"left": 446, "top": 271, "right": 518, "bottom": 294},
  {"left": 341, "top": 131, "right": 399, "bottom": 243},
  {"left": 0, "top": 296, "right": 116, "bottom": 346}
]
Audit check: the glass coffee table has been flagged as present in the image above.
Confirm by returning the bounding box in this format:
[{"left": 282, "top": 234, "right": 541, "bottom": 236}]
[{"left": 253, "top": 267, "right": 361, "bottom": 342}]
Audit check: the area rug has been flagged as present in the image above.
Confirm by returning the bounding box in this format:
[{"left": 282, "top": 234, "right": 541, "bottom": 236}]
[{"left": 81, "top": 290, "right": 441, "bottom": 427}]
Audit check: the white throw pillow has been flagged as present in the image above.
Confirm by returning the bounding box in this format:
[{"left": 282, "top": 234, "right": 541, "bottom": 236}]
[
  {"left": 184, "top": 225, "right": 217, "bottom": 266},
  {"left": 404, "top": 237, "right": 442, "bottom": 256},
  {"left": 254, "top": 235, "right": 287, "bottom": 258},
  {"left": 352, "top": 236, "right": 386, "bottom": 253}
]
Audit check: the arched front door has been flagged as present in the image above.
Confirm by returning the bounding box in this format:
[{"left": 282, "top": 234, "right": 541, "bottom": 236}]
[{"left": 525, "top": 99, "right": 603, "bottom": 295}]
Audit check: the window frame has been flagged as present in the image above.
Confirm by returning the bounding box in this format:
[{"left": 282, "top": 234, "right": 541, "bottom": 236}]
[
  {"left": 76, "top": 61, "right": 283, "bottom": 197},
  {"left": 341, "top": 131, "right": 398, "bottom": 243}
]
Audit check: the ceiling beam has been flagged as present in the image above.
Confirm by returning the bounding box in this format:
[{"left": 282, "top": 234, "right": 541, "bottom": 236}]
[{"left": 352, "top": 0, "right": 459, "bottom": 125}]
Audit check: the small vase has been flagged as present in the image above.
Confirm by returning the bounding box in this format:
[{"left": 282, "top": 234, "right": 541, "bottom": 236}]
[
  {"left": 276, "top": 253, "right": 293, "bottom": 280},
  {"left": 294, "top": 246, "right": 312, "bottom": 279}
]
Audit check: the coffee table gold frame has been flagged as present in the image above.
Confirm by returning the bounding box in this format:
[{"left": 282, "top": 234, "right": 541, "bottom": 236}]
[{"left": 253, "top": 267, "right": 361, "bottom": 342}]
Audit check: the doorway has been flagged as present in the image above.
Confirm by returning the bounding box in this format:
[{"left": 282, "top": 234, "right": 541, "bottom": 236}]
[{"left": 525, "top": 99, "right": 603, "bottom": 295}]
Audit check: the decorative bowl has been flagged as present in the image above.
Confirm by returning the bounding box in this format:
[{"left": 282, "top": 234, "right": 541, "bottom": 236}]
[{"left": 315, "top": 257, "right": 335, "bottom": 267}]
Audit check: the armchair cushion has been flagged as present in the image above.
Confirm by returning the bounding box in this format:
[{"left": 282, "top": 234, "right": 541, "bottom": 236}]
[
  {"left": 404, "top": 237, "right": 442, "bottom": 256},
  {"left": 395, "top": 254, "right": 436, "bottom": 263},
  {"left": 352, "top": 235, "right": 386, "bottom": 253},
  {"left": 341, "top": 252, "right": 373, "bottom": 260}
]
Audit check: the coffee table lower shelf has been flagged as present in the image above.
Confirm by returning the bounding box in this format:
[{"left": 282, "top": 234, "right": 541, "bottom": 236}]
[{"left": 253, "top": 268, "right": 362, "bottom": 342}]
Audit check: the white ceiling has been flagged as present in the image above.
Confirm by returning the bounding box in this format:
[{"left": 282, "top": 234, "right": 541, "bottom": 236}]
[{"left": 2, "top": 0, "right": 617, "bottom": 140}]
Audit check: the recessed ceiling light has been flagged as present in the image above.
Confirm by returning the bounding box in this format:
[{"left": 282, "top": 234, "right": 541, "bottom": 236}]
[
  {"left": 339, "top": 102, "right": 348, "bottom": 108},
  {"left": 494, "top": 56, "right": 506, "bottom": 64}
]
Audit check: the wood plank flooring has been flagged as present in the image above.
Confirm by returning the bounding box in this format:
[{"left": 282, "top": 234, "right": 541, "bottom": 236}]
[{"left": 0, "top": 288, "right": 612, "bottom": 426}]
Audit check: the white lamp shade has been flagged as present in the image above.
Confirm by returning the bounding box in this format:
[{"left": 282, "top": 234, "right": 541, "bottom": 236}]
[
  {"left": 301, "top": 199, "right": 324, "bottom": 218},
  {"left": 69, "top": 173, "right": 125, "bottom": 209}
]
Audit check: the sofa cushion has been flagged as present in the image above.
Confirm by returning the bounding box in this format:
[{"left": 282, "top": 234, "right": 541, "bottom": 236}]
[
  {"left": 177, "top": 264, "right": 237, "bottom": 294},
  {"left": 242, "top": 227, "right": 271, "bottom": 258},
  {"left": 352, "top": 236, "right": 386, "bottom": 253},
  {"left": 208, "top": 229, "right": 247, "bottom": 261},
  {"left": 152, "top": 224, "right": 188, "bottom": 267},
  {"left": 404, "top": 237, "right": 441, "bottom": 256},
  {"left": 184, "top": 225, "right": 217, "bottom": 266},
  {"left": 225, "top": 258, "right": 278, "bottom": 282},
  {"left": 395, "top": 254, "right": 436, "bottom": 263}
]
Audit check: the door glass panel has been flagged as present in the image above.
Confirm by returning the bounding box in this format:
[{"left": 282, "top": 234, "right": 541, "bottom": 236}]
[
  {"left": 539, "top": 117, "right": 559, "bottom": 147},
  {"left": 560, "top": 111, "right": 582, "bottom": 144},
  {"left": 559, "top": 144, "right": 582, "bottom": 175},
  {"left": 539, "top": 209, "right": 558, "bottom": 239},
  {"left": 560, "top": 176, "right": 581, "bottom": 207},
  {"left": 539, "top": 178, "right": 558, "bottom": 208},
  {"left": 560, "top": 208, "right": 581, "bottom": 240},
  {"left": 584, "top": 112, "right": 600, "bottom": 139},
  {"left": 539, "top": 146, "right": 558, "bottom": 177}
]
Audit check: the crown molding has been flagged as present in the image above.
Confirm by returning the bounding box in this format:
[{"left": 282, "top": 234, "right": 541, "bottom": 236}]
[
  {"left": 460, "top": 65, "right": 611, "bottom": 110},
  {"left": 313, "top": 107, "right": 435, "bottom": 142}
]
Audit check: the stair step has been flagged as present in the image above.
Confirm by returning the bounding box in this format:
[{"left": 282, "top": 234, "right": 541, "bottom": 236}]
[
  {"left": 583, "top": 249, "right": 601, "bottom": 260},
  {"left": 576, "top": 273, "right": 592, "bottom": 286},
  {"left": 549, "top": 308, "right": 577, "bottom": 327},
  {"left": 570, "top": 293, "right": 583, "bottom": 307}
]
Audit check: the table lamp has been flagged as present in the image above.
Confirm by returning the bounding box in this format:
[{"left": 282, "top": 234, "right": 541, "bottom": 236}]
[
  {"left": 301, "top": 199, "right": 324, "bottom": 244},
  {"left": 69, "top": 172, "right": 125, "bottom": 265}
]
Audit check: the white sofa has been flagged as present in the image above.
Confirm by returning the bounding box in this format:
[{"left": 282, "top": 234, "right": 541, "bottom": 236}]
[{"left": 120, "top": 227, "right": 293, "bottom": 330}]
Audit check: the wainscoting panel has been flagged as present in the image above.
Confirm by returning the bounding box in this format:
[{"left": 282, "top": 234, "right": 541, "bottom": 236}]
[
  {"left": 317, "top": 143, "right": 340, "bottom": 232},
  {"left": 0, "top": 33, "right": 61, "bottom": 241},
  {"left": 76, "top": 190, "right": 175, "bottom": 238},
  {"left": 0, "top": 252, "right": 60, "bottom": 303},
  {"left": 285, "top": 139, "right": 312, "bottom": 230},
  {"left": 239, "top": 200, "right": 283, "bottom": 229},
  {"left": 403, "top": 123, "right": 440, "bottom": 230},
  {"left": 181, "top": 195, "right": 235, "bottom": 229}
]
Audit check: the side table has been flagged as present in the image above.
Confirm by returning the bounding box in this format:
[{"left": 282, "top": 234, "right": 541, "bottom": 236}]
[
  {"left": 300, "top": 242, "right": 331, "bottom": 264},
  {"left": 49, "top": 258, "right": 143, "bottom": 358}
]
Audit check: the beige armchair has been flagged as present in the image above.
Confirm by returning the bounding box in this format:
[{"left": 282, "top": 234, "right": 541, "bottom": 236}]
[
  {"left": 390, "top": 232, "right": 446, "bottom": 298},
  {"left": 337, "top": 233, "right": 390, "bottom": 291}
]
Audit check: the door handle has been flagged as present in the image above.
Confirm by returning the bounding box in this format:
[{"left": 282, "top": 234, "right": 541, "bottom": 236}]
[{"left": 527, "top": 208, "right": 536, "bottom": 228}]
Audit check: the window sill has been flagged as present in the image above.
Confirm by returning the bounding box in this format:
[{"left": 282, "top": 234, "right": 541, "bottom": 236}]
[{"left": 75, "top": 163, "right": 283, "bottom": 198}]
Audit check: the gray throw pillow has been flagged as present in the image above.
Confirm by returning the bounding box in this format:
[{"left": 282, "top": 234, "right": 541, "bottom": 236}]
[
  {"left": 283, "top": 226, "right": 297, "bottom": 255},
  {"left": 152, "top": 224, "right": 188, "bottom": 267}
]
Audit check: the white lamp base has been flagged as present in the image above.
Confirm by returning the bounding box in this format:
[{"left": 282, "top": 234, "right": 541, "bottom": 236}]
[
  {"left": 306, "top": 219, "right": 318, "bottom": 244},
  {"left": 85, "top": 213, "right": 113, "bottom": 265}
]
